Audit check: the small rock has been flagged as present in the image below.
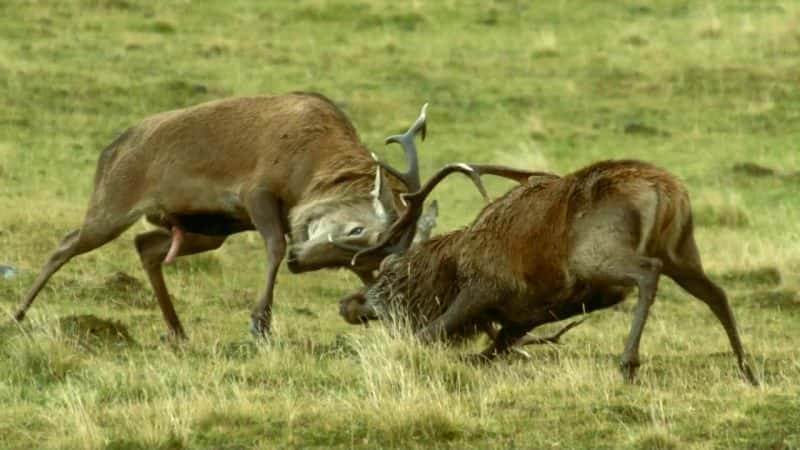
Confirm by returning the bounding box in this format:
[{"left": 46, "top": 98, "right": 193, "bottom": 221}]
[
  {"left": 291, "top": 306, "right": 318, "bottom": 318},
  {"left": 732, "top": 162, "right": 800, "bottom": 180},
  {"left": 622, "top": 121, "right": 670, "bottom": 137},
  {"left": 0, "top": 264, "right": 18, "bottom": 280},
  {"left": 732, "top": 162, "right": 777, "bottom": 177}
]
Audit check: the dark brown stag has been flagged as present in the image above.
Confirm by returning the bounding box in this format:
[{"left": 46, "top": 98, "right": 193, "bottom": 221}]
[
  {"left": 339, "top": 160, "right": 759, "bottom": 385},
  {"left": 12, "top": 92, "right": 435, "bottom": 338}
]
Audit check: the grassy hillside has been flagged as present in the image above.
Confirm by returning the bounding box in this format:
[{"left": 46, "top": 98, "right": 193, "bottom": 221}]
[{"left": 1, "top": 0, "right": 799, "bottom": 448}]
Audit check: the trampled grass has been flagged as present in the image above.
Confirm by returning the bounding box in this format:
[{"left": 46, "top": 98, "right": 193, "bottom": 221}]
[{"left": 1, "top": 1, "right": 799, "bottom": 448}]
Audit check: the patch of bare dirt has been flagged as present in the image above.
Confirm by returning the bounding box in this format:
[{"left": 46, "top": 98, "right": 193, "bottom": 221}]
[
  {"left": 58, "top": 314, "right": 136, "bottom": 346},
  {"left": 101, "top": 271, "right": 154, "bottom": 309},
  {"left": 732, "top": 162, "right": 800, "bottom": 180}
]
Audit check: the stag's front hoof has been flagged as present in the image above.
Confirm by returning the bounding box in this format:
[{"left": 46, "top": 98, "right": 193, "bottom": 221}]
[
  {"left": 250, "top": 317, "right": 271, "bottom": 339},
  {"left": 11, "top": 309, "right": 26, "bottom": 323},
  {"left": 159, "top": 330, "right": 187, "bottom": 344},
  {"left": 740, "top": 362, "right": 760, "bottom": 387},
  {"left": 619, "top": 360, "right": 641, "bottom": 383}
]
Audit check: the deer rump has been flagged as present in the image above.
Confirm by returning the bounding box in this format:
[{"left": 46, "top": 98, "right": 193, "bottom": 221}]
[{"left": 341, "top": 159, "right": 758, "bottom": 385}]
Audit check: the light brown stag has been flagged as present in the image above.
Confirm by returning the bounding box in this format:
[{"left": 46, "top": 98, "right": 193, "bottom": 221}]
[
  {"left": 340, "top": 160, "right": 759, "bottom": 385},
  {"left": 12, "top": 92, "right": 435, "bottom": 338}
]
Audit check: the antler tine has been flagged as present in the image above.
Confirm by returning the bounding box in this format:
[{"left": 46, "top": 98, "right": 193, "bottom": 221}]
[
  {"left": 396, "top": 162, "right": 551, "bottom": 216},
  {"left": 515, "top": 318, "right": 586, "bottom": 346},
  {"left": 462, "top": 164, "right": 553, "bottom": 184},
  {"left": 403, "top": 163, "right": 489, "bottom": 205},
  {"left": 382, "top": 102, "right": 428, "bottom": 192},
  {"left": 350, "top": 163, "right": 489, "bottom": 266},
  {"left": 333, "top": 162, "right": 552, "bottom": 267}
]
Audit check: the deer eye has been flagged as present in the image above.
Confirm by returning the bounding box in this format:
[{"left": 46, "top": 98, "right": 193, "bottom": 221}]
[{"left": 347, "top": 226, "right": 365, "bottom": 237}]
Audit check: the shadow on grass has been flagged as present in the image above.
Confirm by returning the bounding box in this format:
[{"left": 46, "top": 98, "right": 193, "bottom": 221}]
[
  {"left": 714, "top": 266, "right": 782, "bottom": 288},
  {"left": 740, "top": 288, "right": 799, "bottom": 311}
]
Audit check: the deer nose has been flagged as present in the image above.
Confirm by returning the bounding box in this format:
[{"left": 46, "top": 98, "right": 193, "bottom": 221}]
[{"left": 286, "top": 251, "right": 300, "bottom": 272}]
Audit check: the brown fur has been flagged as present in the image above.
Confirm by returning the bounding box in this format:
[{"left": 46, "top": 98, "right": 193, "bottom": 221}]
[
  {"left": 343, "top": 159, "right": 758, "bottom": 385},
  {"left": 13, "top": 92, "right": 420, "bottom": 339}
]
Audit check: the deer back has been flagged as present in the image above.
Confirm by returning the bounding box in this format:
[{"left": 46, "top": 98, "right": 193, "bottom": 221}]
[
  {"left": 565, "top": 160, "right": 692, "bottom": 271},
  {"left": 100, "top": 94, "right": 375, "bottom": 208}
]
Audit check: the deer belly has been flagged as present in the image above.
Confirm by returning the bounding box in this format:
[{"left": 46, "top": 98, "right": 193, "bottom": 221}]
[
  {"left": 175, "top": 212, "right": 254, "bottom": 236},
  {"left": 144, "top": 188, "right": 253, "bottom": 236},
  {"left": 145, "top": 211, "right": 254, "bottom": 236}
]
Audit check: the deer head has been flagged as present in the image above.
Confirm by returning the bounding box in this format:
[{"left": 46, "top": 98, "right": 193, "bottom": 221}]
[
  {"left": 286, "top": 103, "right": 435, "bottom": 275},
  {"left": 344, "top": 163, "right": 544, "bottom": 269}
]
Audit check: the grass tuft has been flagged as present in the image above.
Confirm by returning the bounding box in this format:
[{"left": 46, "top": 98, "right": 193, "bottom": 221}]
[
  {"left": 694, "top": 189, "right": 751, "bottom": 228},
  {"left": 1, "top": 318, "right": 85, "bottom": 384},
  {"left": 633, "top": 431, "right": 683, "bottom": 450},
  {"left": 531, "top": 30, "right": 560, "bottom": 57}
]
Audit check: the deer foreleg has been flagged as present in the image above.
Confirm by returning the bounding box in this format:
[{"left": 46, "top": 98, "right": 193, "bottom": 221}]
[
  {"left": 416, "top": 288, "right": 493, "bottom": 344},
  {"left": 245, "top": 188, "right": 286, "bottom": 338}
]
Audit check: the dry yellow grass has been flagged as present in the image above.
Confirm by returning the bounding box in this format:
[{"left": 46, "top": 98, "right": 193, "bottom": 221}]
[{"left": 1, "top": 1, "right": 799, "bottom": 448}]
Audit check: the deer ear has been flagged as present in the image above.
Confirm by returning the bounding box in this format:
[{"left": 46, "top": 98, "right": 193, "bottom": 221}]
[
  {"left": 413, "top": 199, "right": 438, "bottom": 243},
  {"left": 371, "top": 166, "right": 398, "bottom": 223}
]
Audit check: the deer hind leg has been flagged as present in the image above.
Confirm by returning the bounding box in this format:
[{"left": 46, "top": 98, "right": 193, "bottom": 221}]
[
  {"left": 13, "top": 214, "right": 140, "bottom": 322},
  {"left": 579, "top": 253, "right": 663, "bottom": 382},
  {"left": 573, "top": 207, "right": 663, "bottom": 381},
  {"left": 663, "top": 230, "right": 759, "bottom": 385},
  {"left": 615, "top": 255, "right": 663, "bottom": 382},
  {"left": 134, "top": 229, "right": 226, "bottom": 339}
]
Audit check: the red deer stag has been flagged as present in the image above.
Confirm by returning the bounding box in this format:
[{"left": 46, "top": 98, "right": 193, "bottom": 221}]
[
  {"left": 339, "top": 165, "right": 585, "bottom": 351},
  {"left": 11, "top": 92, "right": 435, "bottom": 339},
  {"left": 339, "top": 160, "right": 759, "bottom": 385}
]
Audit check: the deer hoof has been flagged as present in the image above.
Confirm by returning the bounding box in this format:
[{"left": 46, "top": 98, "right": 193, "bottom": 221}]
[
  {"left": 740, "top": 363, "right": 760, "bottom": 387},
  {"left": 159, "top": 331, "right": 187, "bottom": 344},
  {"left": 619, "top": 360, "right": 641, "bottom": 383},
  {"left": 250, "top": 317, "right": 271, "bottom": 339},
  {"left": 11, "top": 310, "right": 25, "bottom": 323}
]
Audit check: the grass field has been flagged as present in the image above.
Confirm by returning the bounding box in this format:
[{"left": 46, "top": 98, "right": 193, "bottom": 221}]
[{"left": 1, "top": 0, "right": 799, "bottom": 448}]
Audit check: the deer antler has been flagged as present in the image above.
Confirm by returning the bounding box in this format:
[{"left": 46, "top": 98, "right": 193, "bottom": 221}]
[
  {"left": 514, "top": 318, "right": 586, "bottom": 346},
  {"left": 349, "top": 164, "right": 550, "bottom": 267},
  {"left": 328, "top": 103, "right": 429, "bottom": 255},
  {"left": 376, "top": 103, "right": 428, "bottom": 192}
]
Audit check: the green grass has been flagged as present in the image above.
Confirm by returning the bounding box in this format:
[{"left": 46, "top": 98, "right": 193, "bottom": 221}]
[{"left": 1, "top": 0, "right": 799, "bottom": 448}]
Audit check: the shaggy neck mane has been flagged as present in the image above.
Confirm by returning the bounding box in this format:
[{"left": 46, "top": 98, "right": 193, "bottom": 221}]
[
  {"left": 304, "top": 152, "right": 407, "bottom": 200},
  {"left": 367, "top": 230, "right": 464, "bottom": 330}
]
